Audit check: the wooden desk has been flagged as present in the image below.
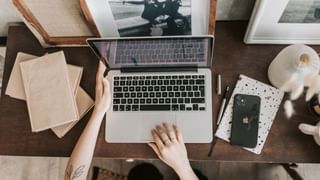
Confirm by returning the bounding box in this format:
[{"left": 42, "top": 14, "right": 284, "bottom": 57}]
[{"left": 1, "top": 22, "right": 320, "bottom": 162}]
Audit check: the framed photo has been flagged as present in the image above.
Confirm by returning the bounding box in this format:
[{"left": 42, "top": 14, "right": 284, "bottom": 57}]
[
  {"left": 81, "top": 0, "right": 215, "bottom": 37},
  {"left": 244, "top": 0, "right": 320, "bottom": 44}
]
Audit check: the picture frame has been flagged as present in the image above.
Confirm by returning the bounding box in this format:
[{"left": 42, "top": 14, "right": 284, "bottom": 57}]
[
  {"left": 244, "top": 0, "right": 320, "bottom": 44},
  {"left": 80, "top": 0, "right": 217, "bottom": 37}
]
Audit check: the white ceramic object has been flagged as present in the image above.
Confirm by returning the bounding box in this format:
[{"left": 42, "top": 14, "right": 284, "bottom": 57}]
[
  {"left": 299, "top": 122, "right": 320, "bottom": 146},
  {"left": 268, "top": 44, "right": 320, "bottom": 91}
]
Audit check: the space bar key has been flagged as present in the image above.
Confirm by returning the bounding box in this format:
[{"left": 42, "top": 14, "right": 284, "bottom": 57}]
[{"left": 140, "top": 105, "right": 171, "bottom": 111}]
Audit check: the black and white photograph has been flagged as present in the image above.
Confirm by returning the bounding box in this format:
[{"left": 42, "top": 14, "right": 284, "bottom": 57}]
[
  {"left": 279, "top": 0, "right": 320, "bottom": 23},
  {"left": 108, "top": 0, "right": 192, "bottom": 36}
]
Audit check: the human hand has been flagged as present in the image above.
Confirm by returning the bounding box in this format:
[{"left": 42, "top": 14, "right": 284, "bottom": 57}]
[
  {"left": 148, "top": 123, "right": 198, "bottom": 180},
  {"left": 93, "top": 61, "right": 111, "bottom": 117}
]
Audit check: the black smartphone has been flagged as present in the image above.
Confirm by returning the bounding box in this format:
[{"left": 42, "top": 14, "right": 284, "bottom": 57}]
[{"left": 230, "top": 94, "right": 261, "bottom": 148}]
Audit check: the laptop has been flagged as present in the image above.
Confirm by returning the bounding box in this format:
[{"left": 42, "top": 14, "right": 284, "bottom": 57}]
[{"left": 87, "top": 36, "right": 214, "bottom": 143}]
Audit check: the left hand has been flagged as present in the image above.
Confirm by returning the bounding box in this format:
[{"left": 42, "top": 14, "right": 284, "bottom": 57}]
[{"left": 93, "top": 61, "right": 112, "bottom": 116}]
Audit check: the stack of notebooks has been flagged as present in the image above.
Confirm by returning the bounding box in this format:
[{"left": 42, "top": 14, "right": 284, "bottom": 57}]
[{"left": 5, "top": 51, "right": 94, "bottom": 138}]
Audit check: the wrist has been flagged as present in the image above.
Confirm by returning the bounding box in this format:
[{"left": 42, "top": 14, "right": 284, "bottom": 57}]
[
  {"left": 174, "top": 163, "right": 197, "bottom": 180},
  {"left": 92, "top": 108, "right": 106, "bottom": 120}
]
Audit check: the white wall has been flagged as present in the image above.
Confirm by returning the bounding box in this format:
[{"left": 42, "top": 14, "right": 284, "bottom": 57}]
[
  {"left": 0, "top": 0, "right": 21, "bottom": 36},
  {"left": 0, "top": 0, "right": 255, "bottom": 37}
]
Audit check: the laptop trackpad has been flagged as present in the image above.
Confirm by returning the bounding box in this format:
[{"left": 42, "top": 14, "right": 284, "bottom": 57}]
[{"left": 138, "top": 112, "right": 176, "bottom": 141}]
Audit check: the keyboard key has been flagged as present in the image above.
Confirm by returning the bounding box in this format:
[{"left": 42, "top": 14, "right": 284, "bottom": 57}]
[
  {"left": 156, "top": 92, "right": 161, "bottom": 97},
  {"left": 126, "top": 105, "right": 131, "bottom": 111},
  {"left": 193, "top": 86, "right": 198, "bottom": 91},
  {"left": 167, "top": 86, "right": 173, "bottom": 91},
  {"left": 147, "top": 99, "right": 152, "bottom": 104},
  {"left": 143, "top": 93, "right": 148, "bottom": 97},
  {"left": 140, "top": 105, "right": 170, "bottom": 111},
  {"left": 136, "top": 87, "right": 141, "bottom": 91},
  {"left": 191, "top": 98, "right": 205, "bottom": 103},
  {"left": 131, "top": 93, "right": 136, "bottom": 98},
  {"left": 114, "top": 81, "right": 119, "bottom": 86},
  {"left": 134, "top": 99, "right": 139, "bottom": 104},
  {"left": 119, "top": 105, "right": 125, "bottom": 111},
  {"left": 195, "top": 92, "right": 200, "bottom": 97},
  {"left": 128, "top": 99, "right": 133, "bottom": 104},
  {"left": 113, "top": 99, "right": 120, "bottom": 104},
  {"left": 153, "top": 99, "right": 158, "bottom": 104},
  {"left": 130, "top": 87, "right": 134, "bottom": 91},
  {"left": 159, "top": 99, "right": 164, "bottom": 104},
  {"left": 193, "top": 104, "right": 199, "bottom": 110},
  {"left": 178, "top": 98, "right": 184, "bottom": 103},
  {"left": 121, "top": 99, "right": 126, "bottom": 104},
  {"left": 172, "top": 104, "right": 179, "bottom": 111},
  {"left": 162, "top": 92, "right": 168, "bottom": 97},
  {"left": 180, "top": 104, "right": 186, "bottom": 111},
  {"left": 137, "top": 93, "right": 142, "bottom": 98},
  {"left": 166, "top": 98, "right": 171, "bottom": 103},
  {"left": 186, "top": 107, "right": 192, "bottom": 111},
  {"left": 113, "top": 105, "right": 118, "bottom": 111},
  {"left": 172, "top": 98, "right": 177, "bottom": 103},
  {"left": 132, "top": 105, "right": 139, "bottom": 111},
  {"left": 175, "top": 92, "right": 180, "bottom": 97},
  {"left": 185, "top": 98, "right": 190, "bottom": 103},
  {"left": 196, "top": 80, "right": 205, "bottom": 84},
  {"left": 114, "top": 93, "right": 123, "bottom": 98},
  {"left": 182, "top": 92, "right": 187, "bottom": 97},
  {"left": 200, "top": 107, "right": 206, "bottom": 111},
  {"left": 140, "top": 99, "right": 146, "bottom": 104},
  {"left": 123, "top": 87, "right": 128, "bottom": 92},
  {"left": 199, "top": 86, "right": 205, "bottom": 97},
  {"left": 114, "top": 87, "right": 122, "bottom": 92}
]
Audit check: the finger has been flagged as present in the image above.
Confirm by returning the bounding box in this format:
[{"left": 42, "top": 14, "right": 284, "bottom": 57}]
[
  {"left": 163, "top": 123, "right": 177, "bottom": 143},
  {"left": 173, "top": 124, "right": 184, "bottom": 143},
  {"left": 148, "top": 143, "right": 162, "bottom": 159},
  {"left": 156, "top": 125, "right": 171, "bottom": 145},
  {"left": 152, "top": 129, "right": 165, "bottom": 150}
]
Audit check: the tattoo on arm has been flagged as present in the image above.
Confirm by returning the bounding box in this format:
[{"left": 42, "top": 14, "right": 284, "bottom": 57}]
[{"left": 65, "top": 164, "right": 86, "bottom": 180}]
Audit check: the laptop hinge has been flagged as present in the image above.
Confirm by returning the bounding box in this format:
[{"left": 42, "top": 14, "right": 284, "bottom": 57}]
[{"left": 120, "top": 66, "right": 198, "bottom": 73}]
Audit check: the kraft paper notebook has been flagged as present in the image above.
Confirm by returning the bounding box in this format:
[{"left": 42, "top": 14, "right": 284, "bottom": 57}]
[
  {"left": 215, "top": 75, "right": 284, "bottom": 154},
  {"left": 19, "top": 51, "right": 79, "bottom": 132},
  {"left": 6, "top": 52, "right": 94, "bottom": 137},
  {"left": 6, "top": 53, "right": 82, "bottom": 100}
]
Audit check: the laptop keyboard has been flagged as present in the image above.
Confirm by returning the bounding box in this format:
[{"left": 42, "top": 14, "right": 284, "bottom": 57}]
[
  {"left": 112, "top": 75, "right": 206, "bottom": 112},
  {"left": 115, "top": 38, "right": 209, "bottom": 65}
]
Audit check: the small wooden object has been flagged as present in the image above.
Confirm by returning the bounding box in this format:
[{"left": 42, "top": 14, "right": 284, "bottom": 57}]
[{"left": 12, "top": 0, "right": 100, "bottom": 46}]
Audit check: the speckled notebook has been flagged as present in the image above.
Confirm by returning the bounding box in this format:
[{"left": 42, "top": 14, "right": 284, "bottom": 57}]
[{"left": 215, "top": 74, "right": 284, "bottom": 154}]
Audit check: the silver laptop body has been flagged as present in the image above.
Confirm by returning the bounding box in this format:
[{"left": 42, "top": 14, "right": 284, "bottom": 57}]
[{"left": 87, "top": 35, "right": 214, "bottom": 143}]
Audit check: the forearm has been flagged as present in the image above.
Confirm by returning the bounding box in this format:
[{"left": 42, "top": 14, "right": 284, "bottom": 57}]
[{"left": 64, "top": 110, "right": 104, "bottom": 180}]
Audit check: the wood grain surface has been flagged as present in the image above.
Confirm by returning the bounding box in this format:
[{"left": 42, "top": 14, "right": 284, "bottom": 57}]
[{"left": 0, "top": 22, "right": 320, "bottom": 162}]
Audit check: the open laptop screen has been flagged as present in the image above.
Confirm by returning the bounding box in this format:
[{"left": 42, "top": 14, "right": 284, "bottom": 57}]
[{"left": 87, "top": 36, "right": 214, "bottom": 69}]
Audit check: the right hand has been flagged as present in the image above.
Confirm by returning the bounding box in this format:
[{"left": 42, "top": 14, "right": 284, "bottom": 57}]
[{"left": 148, "top": 123, "right": 197, "bottom": 179}]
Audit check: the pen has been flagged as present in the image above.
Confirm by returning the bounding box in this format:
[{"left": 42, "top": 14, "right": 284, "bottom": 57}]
[
  {"left": 216, "top": 86, "right": 230, "bottom": 125},
  {"left": 216, "top": 74, "right": 221, "bottom": 95}
]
